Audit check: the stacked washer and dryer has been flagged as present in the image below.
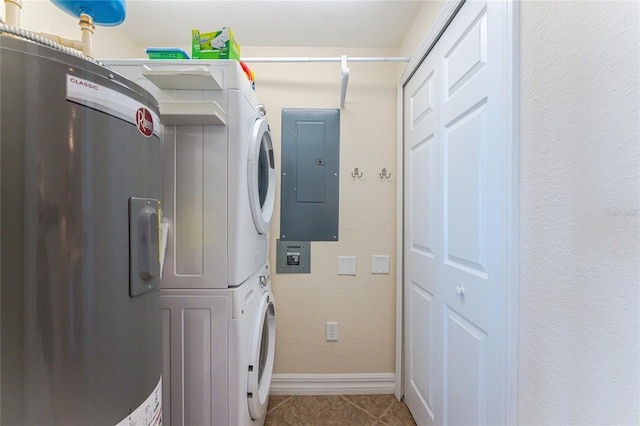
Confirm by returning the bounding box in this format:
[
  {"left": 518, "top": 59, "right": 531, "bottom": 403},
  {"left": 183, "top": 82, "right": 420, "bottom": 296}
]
[{"left": 104, "top": 59, "right": 277, "bottom": 426}]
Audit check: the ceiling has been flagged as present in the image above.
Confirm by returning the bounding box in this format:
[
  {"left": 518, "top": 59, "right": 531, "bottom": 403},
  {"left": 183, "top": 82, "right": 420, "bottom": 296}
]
[{"left": 118, "top": 1, "right": 426, "bottom": 49}]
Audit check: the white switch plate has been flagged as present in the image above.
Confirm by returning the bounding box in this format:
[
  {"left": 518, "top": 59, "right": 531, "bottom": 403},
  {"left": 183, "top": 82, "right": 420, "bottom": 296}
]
[
  {"left": 337, "top": 256, "right": 356, "bottom": 275},
  {"left": 371, "top": 255, "right": 390, "bottom": 274}
]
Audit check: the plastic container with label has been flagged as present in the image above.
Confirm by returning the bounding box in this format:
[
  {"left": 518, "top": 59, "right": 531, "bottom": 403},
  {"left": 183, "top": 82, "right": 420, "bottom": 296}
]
[{"left": 145, "top": 48, "right": 191, "bottom": 60}]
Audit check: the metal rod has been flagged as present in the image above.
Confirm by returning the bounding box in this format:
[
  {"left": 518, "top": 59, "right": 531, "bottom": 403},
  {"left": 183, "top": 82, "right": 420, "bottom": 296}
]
[{"left": 241, "top": 56, "right": 411, "bottom": 63}]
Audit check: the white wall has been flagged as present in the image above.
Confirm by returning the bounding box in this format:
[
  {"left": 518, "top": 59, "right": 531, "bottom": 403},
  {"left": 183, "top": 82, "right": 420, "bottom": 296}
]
[
  {"left": 242, "top": 1, "right": 444, "bottom": 377},
  {"left": 16, "top": 0, "right": 144, "bottom": 58},
  {"left": 519, "top": 1, "right": 639, "bottom": 424},
  {"left": 243, "top": 46, "right": 400, "bottom": 375},
  {"left": 398, "top": 0, "right": 445, "bottom": 59}
]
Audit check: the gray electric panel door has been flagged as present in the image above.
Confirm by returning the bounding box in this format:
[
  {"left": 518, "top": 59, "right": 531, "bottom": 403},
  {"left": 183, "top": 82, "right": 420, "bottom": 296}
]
[{"left": 280, "top": 109, "right": 340, "bottom": 241}]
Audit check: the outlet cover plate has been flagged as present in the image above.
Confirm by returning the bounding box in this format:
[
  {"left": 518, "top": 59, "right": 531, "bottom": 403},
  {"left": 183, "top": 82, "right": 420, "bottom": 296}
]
[
  {"left": 371, "top": 255, "right": 390, "bottom": 274},
  {"left": 337, "top": 256, "right": 356, "bottom": 275},
  {"left": 326, "top": 322, "right": 338, "bottom": 341}
]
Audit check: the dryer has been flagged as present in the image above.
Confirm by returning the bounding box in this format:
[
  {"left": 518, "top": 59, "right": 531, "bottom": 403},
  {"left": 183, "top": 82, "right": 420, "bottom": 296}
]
[
  {"left": 227, "top": 84, "right": 276, "bottom": 287},
  {"left": 102, "top": 59, "right": 276, "bottom": 288}
]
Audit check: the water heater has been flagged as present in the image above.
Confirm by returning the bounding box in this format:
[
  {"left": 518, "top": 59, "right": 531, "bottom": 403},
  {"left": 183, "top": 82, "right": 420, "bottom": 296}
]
[{"left": 0, "top": 33, "right": 163, "bottom": 425}]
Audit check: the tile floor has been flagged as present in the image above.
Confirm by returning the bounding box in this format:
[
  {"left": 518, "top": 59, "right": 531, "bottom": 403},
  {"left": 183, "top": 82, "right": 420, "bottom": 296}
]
[{"left": 265, "top": 394, "right": 417, "bottom": 426}]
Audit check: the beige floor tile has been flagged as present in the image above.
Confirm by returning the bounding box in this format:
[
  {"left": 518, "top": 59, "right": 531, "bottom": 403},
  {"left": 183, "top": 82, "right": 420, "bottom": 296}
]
[
  {"left": 378, "top": 398, "right": 417, "bottom": 426},
  {"left": 267, "top": 395, "right": 291, "bottom": 413},
  {"left": 342, "top": 394, "right": 396, "bottom": 418},
  {"left": 265, "top": 395, "right": 377, "bottom": 426},
  {"left": 264, "top": 394, "right": 416, "bottom": 426}
]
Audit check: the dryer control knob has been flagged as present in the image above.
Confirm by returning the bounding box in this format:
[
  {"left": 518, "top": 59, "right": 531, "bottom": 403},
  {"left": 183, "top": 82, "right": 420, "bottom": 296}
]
[
  {"left": 259, "top": 275, "right": 267, "bottom": 287},
  {"left": 257, "top": 104, "right": 267, "bottom": 116}
]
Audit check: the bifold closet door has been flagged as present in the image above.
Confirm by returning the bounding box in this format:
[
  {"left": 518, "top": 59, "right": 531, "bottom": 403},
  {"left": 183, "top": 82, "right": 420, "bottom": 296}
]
[
  {"left": 403, "top": 0, "right": 508, "bottom": 424},
  {"left": 403, "top": 46, "right": 442, "bottom": 426}
]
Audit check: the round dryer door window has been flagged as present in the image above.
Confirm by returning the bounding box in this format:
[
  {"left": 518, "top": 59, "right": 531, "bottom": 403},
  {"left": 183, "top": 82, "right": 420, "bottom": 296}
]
[
  {"left": 247, "top": 117, "right": 275, "bottom": 234},
  {"left": 247, "top": 290, "right": 276, "bottom": 420}
]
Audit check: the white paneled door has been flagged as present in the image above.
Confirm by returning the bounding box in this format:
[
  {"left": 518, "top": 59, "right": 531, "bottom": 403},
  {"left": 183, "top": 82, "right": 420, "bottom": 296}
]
[
  {"left": 404, "top": 45, "right": 442, "bottom": 426},
  {"left": 403, "top": 0, "right": 512, "bottom": 424}
]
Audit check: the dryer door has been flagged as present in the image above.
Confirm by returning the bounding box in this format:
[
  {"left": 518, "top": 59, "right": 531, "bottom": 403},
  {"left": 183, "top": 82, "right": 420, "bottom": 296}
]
[
  {"left": 247, "top": 118, "right": 275, "bottom": 234},
  {"left": 247, "top": 288, "right": 276, "bottom": 420}
]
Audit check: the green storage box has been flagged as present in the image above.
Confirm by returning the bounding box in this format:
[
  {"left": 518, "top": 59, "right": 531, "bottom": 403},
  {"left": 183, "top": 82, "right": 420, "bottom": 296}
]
[{"left": 192, "top": 27, "right": 240, "bottom": 60}]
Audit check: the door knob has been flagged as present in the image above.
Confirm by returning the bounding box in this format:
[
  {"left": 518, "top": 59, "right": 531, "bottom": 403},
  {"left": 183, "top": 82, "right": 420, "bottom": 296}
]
[{"left": 455, "top": 285, "right": 465, "bottom": 297}]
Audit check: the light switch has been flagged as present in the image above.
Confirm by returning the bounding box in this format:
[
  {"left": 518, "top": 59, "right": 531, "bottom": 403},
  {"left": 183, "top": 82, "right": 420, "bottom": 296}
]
[
  {"left": 371, "top": 255, "right": 390, "bottom": 274},
  {"left": 337, "top": 256, "right": 356, "bottom": 275}
]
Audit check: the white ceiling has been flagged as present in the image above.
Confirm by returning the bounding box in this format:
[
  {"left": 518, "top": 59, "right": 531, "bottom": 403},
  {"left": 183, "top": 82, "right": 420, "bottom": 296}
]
[{"left": 119, "top": 0, "right": 425, "bottom": 49}]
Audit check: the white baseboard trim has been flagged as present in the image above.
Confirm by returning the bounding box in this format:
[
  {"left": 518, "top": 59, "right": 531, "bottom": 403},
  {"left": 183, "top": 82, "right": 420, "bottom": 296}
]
[{"left": 270, "top": 373, "right": 396, "bottom": 396}]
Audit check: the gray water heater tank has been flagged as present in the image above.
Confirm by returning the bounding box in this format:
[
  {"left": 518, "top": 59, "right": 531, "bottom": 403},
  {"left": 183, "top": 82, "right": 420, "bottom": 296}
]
[{"left": 0, "top": 33, "right": 163, "bottom": 425}]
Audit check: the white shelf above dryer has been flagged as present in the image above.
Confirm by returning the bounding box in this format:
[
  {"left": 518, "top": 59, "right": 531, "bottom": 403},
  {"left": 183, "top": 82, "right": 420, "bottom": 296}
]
[
  {"left": 142, "top": 65, "right": 223, "bottom": 90},
  {"left": 140, "top": 64, "right": 226, "bottom": 125},
  {"left": 160, "top": 100, "right": 226, "bottom": 126}
]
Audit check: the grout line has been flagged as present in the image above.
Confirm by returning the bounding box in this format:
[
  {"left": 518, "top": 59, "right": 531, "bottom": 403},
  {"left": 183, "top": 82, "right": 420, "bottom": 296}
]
[
  {"left": 378, "top": 401, "right": 394, "bottom": 422},
  {"left": 338, "top": 395, "right": 395, "bottom": 422},
  {"left": 339, "top": 395, "right": 374, "bottom": 416},
  {"left": 267, "top": 395, "right": 292, "bottom": 413}
]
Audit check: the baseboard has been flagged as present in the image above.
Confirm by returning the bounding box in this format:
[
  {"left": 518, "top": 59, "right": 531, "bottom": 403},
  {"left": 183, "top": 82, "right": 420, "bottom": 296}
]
[{"left": 270, "top": 373, "right": 396, "bottom": 396}]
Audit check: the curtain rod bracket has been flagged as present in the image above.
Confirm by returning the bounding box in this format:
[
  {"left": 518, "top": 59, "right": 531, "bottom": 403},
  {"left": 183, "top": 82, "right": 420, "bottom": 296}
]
[{"left": 340, "top": 55, "right": 349, "bottom": 108}]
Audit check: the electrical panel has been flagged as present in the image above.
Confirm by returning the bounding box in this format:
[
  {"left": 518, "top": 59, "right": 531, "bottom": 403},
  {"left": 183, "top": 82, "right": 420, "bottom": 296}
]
[{"left": 280, "top": 108, "right": 340, "bottom": 241}]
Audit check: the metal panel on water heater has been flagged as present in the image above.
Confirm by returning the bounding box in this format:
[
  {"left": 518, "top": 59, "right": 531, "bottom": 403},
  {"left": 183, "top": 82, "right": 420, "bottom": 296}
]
[
  {"left": 280, "top": 108, "right": 340, "bottom": 241},
  {"left": 1, "top": 34, "right": 162, "bottom": 425}
]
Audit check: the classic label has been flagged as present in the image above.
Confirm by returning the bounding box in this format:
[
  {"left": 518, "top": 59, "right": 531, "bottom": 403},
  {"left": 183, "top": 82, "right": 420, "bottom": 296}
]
[{"left": 66, "top": 75, "right": 160, "bottom": 138}]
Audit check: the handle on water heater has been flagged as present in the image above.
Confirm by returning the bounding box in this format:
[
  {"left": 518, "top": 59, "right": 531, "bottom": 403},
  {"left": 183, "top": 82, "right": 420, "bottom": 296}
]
[
  {"left": 129, "top": 197, "right": 160, "bottom": 297},
  {"left": 138, "top": 205, "right": 159, "bottom": 281}
]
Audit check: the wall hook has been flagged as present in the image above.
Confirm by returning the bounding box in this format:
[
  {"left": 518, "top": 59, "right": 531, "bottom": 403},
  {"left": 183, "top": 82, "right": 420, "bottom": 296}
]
[
  {"left": 380, "top": 168, "right": 391, "bottom": 179},
  {"left": 351, "top": 167, "right": 363, "bottom": 178}
]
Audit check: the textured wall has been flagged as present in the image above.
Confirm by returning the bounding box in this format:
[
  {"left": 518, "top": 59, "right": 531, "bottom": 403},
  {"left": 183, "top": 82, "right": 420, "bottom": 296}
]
[
  {"left": 519, "top": 1, "right": 640, "bottom": 424},
  {"left": 18, "top": 0, "right": 144, "bottom": 58},
  {"left": 243, "top": 46, "right": 400, "bottom": 374}
]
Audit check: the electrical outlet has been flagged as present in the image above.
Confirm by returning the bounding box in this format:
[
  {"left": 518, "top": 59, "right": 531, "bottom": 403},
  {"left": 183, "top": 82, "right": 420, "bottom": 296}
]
[{"left": 326, "top": 322, "right": 338, "bottom": 341}]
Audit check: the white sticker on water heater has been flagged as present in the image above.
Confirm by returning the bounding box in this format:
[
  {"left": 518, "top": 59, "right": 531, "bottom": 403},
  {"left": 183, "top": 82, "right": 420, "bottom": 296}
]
[
  {"left": 115, "top": 376, "right": 162, "bottom": 426},
  {"left": 66, "top": 74, "right": 160, "bottom": 137}
]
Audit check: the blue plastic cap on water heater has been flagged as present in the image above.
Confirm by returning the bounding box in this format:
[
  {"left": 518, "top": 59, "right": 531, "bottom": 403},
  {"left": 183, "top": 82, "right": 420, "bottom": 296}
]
[{"left": 50, "top": 0, "right": 126, "bottom": 26}]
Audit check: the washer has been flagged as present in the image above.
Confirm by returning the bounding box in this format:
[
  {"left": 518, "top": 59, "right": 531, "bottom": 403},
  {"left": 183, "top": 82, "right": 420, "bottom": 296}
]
[{"left": 229, "top": 261, "right": 276, "bottom": 426}]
